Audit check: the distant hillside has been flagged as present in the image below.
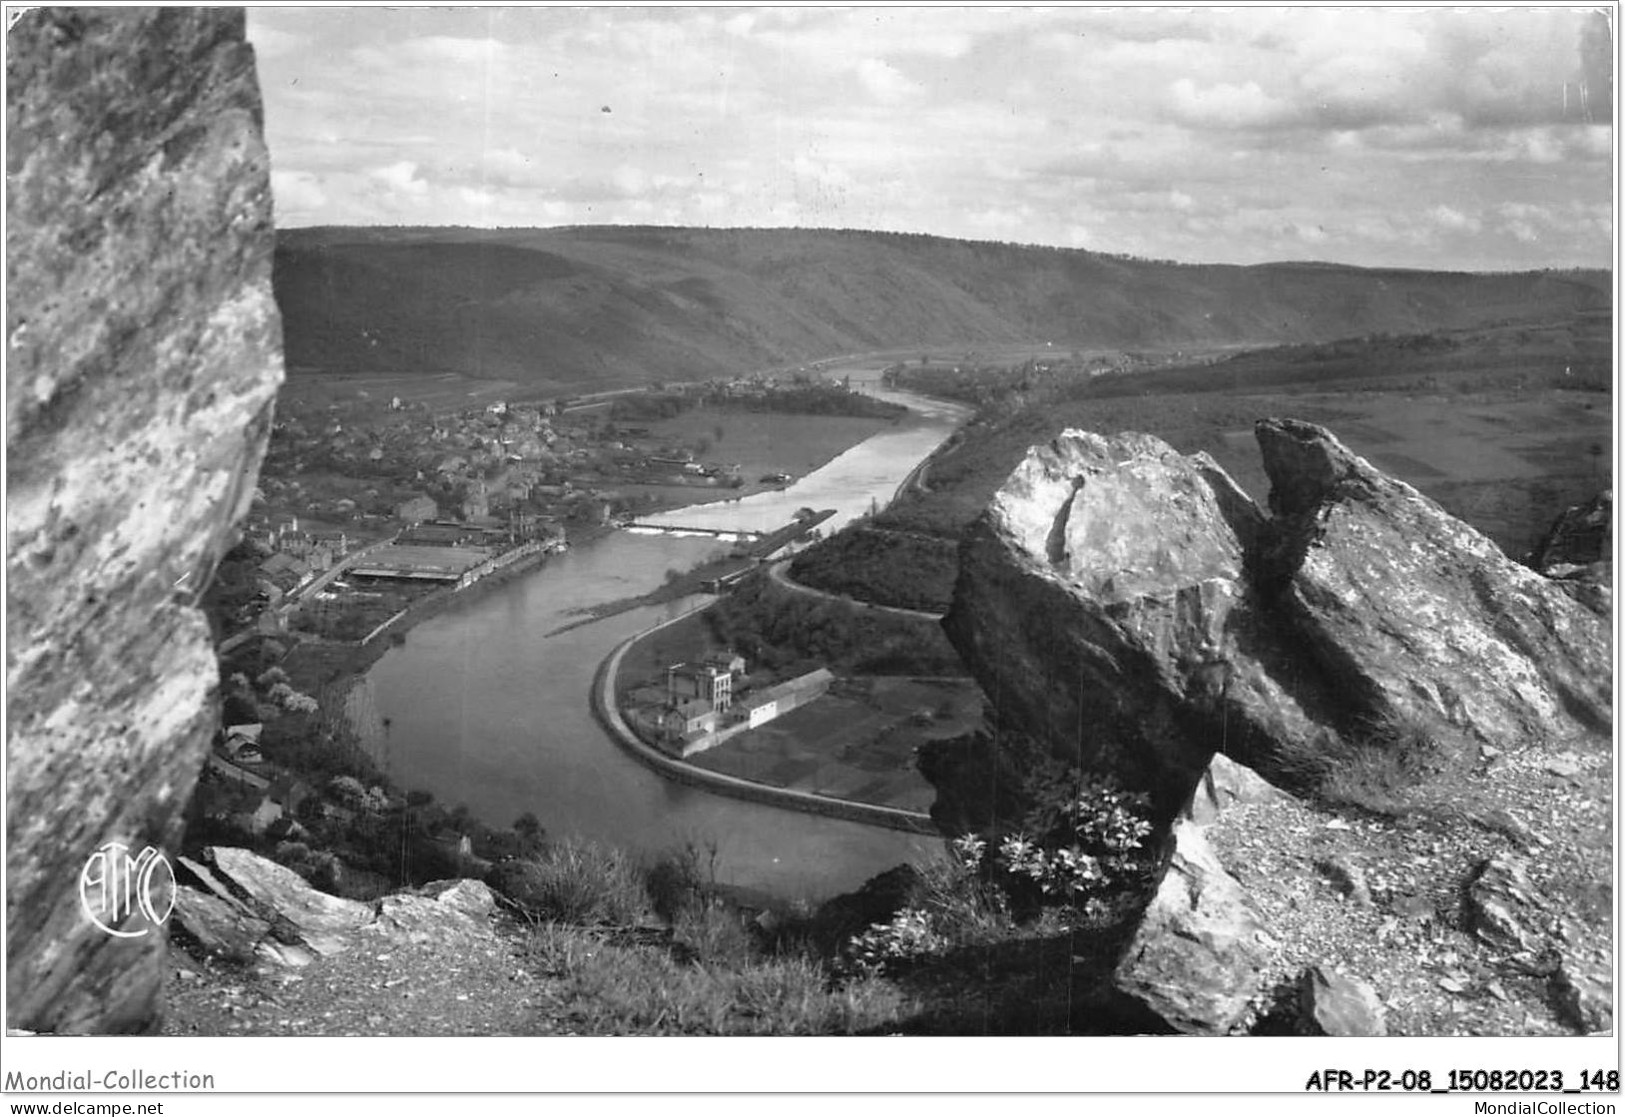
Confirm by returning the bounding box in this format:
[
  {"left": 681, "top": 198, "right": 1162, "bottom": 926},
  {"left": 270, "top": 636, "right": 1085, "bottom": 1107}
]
[{"left": 274, "top": 226, "right": 1610, "bottom": 392}]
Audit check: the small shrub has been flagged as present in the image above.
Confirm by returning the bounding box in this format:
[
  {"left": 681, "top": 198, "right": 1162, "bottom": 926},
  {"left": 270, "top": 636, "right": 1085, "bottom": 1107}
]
[
  {"left": 492, "top": 838, "right": 649, "bottom": 926},
  {"left": 844, "top": 908, "right": 947, "bottom": 975},
  {"left": 673, "top": 899, "right": 756, "bottom": 967},
  {"left": 644, "top": 844, "right": 707, "bottom": 924},
  {"left": 328, "top": 775, "right": 367, "bottom": 806}
]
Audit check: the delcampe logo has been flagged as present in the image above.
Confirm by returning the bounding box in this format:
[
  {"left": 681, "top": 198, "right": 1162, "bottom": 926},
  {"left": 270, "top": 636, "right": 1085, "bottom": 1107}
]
[{"left": 78, "top": 841, "right": 176, "bottom": 938}]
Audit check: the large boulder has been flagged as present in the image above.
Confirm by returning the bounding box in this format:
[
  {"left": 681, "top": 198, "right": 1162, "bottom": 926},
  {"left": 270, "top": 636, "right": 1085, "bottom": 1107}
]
[
  {"left": 947, "top": 419, "right": 1613, "bottom": 1038},
  {"left": 1113, "top": 817, "right": 1269, "bottom": 1034},
  {"left": 943, "top": 423, "right": 1611, "bottom": 807},
  {"left": 6, "top": 9, "right": 282, "bottom": 1032},
  {"left": 943, "top": 430, "right": 1322, "bottom": 805},
  {"left": 1255, "top": 418, "right": 1611, "bottom": 749},
  {"left": 208, "top": 848, "right": 374, "bottom": 958},
  {"left": 1297, "top": 965, "right": 1387, "bottom": 1037}
]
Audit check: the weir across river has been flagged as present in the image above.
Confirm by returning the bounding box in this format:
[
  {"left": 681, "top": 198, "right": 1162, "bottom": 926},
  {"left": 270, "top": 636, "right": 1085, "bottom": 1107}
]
[{"left": 623, "top": 523, "right": 760, "bottom": 539}]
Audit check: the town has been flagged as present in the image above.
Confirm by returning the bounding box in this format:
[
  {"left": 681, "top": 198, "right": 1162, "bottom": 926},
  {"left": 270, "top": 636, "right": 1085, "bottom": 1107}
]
[{"left": 203, "top": 375, "right": 902, "bottom": 647}]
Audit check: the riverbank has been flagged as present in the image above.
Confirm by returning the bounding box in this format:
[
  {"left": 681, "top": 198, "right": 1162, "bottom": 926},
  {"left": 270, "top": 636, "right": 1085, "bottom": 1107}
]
[
  {"left": 273, "top": 533, "right": 594, "bottom": 725},
  {"left": 591, "top": 606, "right": 938, "bottom": 835}
]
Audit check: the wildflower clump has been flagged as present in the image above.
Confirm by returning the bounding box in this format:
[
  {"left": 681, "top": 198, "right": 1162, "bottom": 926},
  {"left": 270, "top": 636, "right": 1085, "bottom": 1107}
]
[
  {"left": 838, "top": 777, "right": 1158, "bottom": 976},
  {"left": 953, "top": 777, "right": 1154, "bottom": 909},
  {"left": 844, "top": 908, "right": 948, "bottom": 975}
]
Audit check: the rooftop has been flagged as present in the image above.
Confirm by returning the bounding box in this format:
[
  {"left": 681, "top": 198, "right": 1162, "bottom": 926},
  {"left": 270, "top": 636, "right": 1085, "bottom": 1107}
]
[{"left": 349, "top": 544, "right": 493, "bottom": 581}]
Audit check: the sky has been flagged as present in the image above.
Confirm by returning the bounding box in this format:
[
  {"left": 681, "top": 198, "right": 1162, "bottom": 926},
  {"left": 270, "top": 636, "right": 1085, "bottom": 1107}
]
[{"left": 247, "top": 5, "right": 1615, "bottom": 271}]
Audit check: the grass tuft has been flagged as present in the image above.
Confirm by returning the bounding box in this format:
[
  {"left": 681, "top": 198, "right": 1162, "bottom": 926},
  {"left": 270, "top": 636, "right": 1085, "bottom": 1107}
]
[
  {"left": 524, "top": 923, "right": 909, "bottom": 1036},
  {"left": 1276, "top": 711, "right": 1470, "bottom": 816},
  {"left": 490, "top": 838, "right": 650, "bottom": 925}
]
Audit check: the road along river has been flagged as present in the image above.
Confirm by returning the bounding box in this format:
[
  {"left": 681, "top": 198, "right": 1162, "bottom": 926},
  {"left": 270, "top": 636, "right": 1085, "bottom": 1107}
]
[{"left": 354, "top": 382, "right": 970, "bottom": 903}]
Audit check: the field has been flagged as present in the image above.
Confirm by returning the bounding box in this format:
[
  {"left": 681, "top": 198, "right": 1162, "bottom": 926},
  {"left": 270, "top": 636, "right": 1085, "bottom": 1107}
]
[
  {"left": 1207, "top": 389, "right": 1609, "bottom": 554},
  {"left": 282, "top": 368, "right": 531, "bottom": 414},
  {"left": 685, "top": 677, "right": 983, "bottom": 813},
  {"left": 796, "top": 321, "right": 1613, "bottom": 612}
]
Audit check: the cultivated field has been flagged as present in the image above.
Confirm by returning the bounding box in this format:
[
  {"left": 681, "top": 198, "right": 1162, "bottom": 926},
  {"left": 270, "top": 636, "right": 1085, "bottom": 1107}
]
[
  {"left": 1206, "top": 388, "right": 1611, "bottom": 555},
  {"left": 686, "top": 677, "right": 983, "bottom": 813},
  {"left": 282, "top": 368, "right": 531, "bottom": 414},
  {"left": 808, "top": 319, "right": 1614, "bottom": 613}
]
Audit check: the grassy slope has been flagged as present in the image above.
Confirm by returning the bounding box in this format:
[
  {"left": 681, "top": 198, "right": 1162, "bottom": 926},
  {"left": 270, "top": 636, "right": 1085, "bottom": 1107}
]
[
  {"left": 793, "top": 323, "right": 1612, "bottom": 612},
  {"left": 274, "top": 225, "right": 1610, "bottom": 393}
]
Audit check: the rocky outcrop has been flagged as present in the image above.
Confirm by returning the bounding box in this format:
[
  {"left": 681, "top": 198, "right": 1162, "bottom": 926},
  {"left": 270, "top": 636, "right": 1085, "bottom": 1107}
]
[
  {"left": 172, "top": 848, "right": 499, "bottom": 970},
  {"left": 942, "top": 430, "right": 1310, "bottom": 805},
  {"left": 1254, "top": 418, "right": 1610, "bottom": 753},
  {"left": 1527, "top": 490, "right": 1611, "bottom": 578},
  {"left": 207, "top": 848, "right": 374, "bottom": 960},
  {"left": 943, "top": 422, "right": 1611, "bottom": 807},
  {"left": 1113, "top": 815, "right": 1269, "bottom": 1034},
  {"left": 1183, "top": 751, "right": 1288, "bottom": 827},
  {"left": 950, "top": 420, "right": 1611, "bottom": 1037},
  {"left": 1465, "top": 855, "right": 1542, "bottom": 952},
  {"left": 1297, "top": 965, "right": 1387, "bottom": 1036},
  {"left": 6, "top": 9, "right": 282, "bottom": 1033},
  {"left": 1526, "top": 490, "right": 1611, "bottom": 615}
]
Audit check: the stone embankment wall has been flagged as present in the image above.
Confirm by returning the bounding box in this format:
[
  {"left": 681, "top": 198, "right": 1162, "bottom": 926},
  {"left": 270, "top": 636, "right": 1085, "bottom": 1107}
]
[
  {"left": 7, "top": 9, "right": 283, "bottom": 1033},
  {"left": 454, "top": 539, "right": 549, "bottom": 590}
]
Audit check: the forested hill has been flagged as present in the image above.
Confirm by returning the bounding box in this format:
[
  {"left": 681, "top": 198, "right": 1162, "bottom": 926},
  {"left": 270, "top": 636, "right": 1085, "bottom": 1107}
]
[{"left": 274, "top": 225, "right": 1610, "bottom": 392}]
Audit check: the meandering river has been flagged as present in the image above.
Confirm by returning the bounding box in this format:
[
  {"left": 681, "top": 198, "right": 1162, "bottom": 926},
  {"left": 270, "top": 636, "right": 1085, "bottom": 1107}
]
[{"left": 356, "top": 376, "right": 970, "bottom": 902}]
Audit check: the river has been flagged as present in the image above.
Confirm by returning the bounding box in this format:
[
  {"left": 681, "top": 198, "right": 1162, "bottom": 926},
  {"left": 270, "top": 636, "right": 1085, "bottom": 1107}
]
[{"left": 356, "top": 380, "right": 968, "bottom": 903}]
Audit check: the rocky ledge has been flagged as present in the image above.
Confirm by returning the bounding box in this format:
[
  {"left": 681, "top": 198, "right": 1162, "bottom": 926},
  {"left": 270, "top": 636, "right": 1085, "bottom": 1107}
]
[
  {"left": 165, "top": 848, "right": 545, "bottom": 1036},
  {"left": 942, "top": 420, "right": 1612, "bottom": 1035}
]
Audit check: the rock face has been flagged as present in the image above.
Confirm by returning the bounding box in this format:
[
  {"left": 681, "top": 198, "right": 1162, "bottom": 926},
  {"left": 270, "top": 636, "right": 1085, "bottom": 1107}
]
[
  {"left": 6, "top": 9, "right": 282, "bottom": 1033},
  {"left": 943, "top": 422, "right": 1611, "bottom": 806}
]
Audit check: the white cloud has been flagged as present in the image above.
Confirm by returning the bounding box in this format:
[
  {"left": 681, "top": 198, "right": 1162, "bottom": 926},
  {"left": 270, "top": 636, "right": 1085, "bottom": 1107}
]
[
  {"left": 1429, "top": 205, "right": 1483, "bottom": 235},
  {"left": 369, "top": 161, "right": 429, "bottom": 200},
  {"left": 610, "top": 165, "right": 650, "bottom": 198},
  {"left": 247, "top": 7, "right": 1612, "bottom": 269},
  {"left": 856, "top": 58, "right": 921, "bottom": 104},
  {"left": 481, "top": 148, "right": 545, "bottom": 187},
  {"left": 1167, "top": 78, "right": 1297, "bottom": 130}
]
